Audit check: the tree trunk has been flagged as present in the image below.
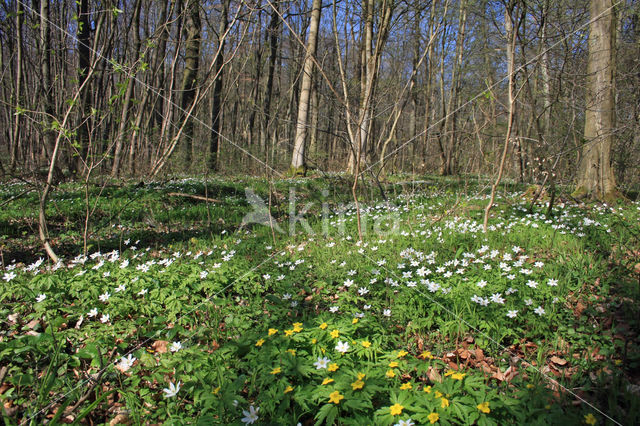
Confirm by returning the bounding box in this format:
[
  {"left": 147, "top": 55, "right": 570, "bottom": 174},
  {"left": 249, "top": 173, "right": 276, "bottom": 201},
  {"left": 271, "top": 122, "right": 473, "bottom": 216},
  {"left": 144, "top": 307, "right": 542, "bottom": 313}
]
[
  {"left": 347, "top": 0, "right": 374, "bottom": 175},
  {"left": 71, "top": 0, "right": 92, "bottom": 177},
  {"left": 573, "top": 0, "right": 618, "bottom": 201},
  {"left": 484, "top": 1, "right": 518, "bottom": 232},
  {"left": 539, "top": 0, "right": 552, "bottom": 136},
  {"left": 38, "top": 0, "right": 55, "bottom": 167},
  {"left": 423, "top": 0, "right": 438, "bottom": 168},
  {"left": 261, "top": 1, "right": 280, "bottom": 154},
  {"left": 10, "top": 1, "right": 23, "bottom": 172},
  {"left": 111, "top": 0, "right": 142, "bottom": 177},
  {"left": 208, "top": 0, "right": 229, "bottom": 172},
  {"left": 442, "top": 0, "right": 467, "bottom": 176},
  {"left": 181, "top": 0, "right": 201, "bottom": 168},
  {"left": 290, "top": 0, "right": 322, "bottom": 175}
]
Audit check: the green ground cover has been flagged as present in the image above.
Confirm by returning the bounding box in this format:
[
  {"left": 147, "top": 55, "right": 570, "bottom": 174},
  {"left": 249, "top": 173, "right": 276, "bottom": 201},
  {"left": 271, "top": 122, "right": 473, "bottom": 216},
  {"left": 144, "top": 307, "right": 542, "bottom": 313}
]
[{"left": 1, "top": 176, "right": 638, "bottom": 425}]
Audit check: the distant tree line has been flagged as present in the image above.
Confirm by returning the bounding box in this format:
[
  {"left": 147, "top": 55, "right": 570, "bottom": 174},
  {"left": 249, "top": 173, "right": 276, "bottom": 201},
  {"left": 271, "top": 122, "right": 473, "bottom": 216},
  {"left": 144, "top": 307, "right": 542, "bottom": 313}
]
[{"left": 0, "top": 0, "right": 637, "bottom": 197}]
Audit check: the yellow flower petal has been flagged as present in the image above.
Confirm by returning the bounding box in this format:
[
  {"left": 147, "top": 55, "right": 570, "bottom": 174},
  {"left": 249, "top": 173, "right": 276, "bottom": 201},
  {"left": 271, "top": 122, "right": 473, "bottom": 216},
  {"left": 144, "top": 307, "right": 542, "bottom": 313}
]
[
  {"left": 255, "top": 338, "right": 265, "bottom": 347},
  {"left": 351, "top": 379, "right": 365, "bottom": 390},
  {"left": 284, "top": 385, "right": 294, "bottom": 394},
  {"left": 271, "top": 367, "right": 281, "bottom": 375},
  {"left": 420, "top": 350, "right": 433, "bottom": 359},
  {"left": 477, "top": 401, "right": 490, "bottom": 414},
  {"left": 322, "top": 377, "right": 334, "bottom": 385},
  {"left": 386, "top": 369, "right": 396, "bottom": 378},
  {"left": 319, "top": 322, "right": 328, "bottom": 330},
  {"left": 584, "top": 413, "right": 597, "bottom": 425},
  {"left": 268, "top": 328, "right": 278, "bottom": 336},
  {"left": 389, "top": 403, "right": 404, "bottom": 416},
  {"left": 428, "top": 412, "right": 439, "bottom": 424},
  {"left": 329, "top": 390, "right": 344, "bottom": 404}
]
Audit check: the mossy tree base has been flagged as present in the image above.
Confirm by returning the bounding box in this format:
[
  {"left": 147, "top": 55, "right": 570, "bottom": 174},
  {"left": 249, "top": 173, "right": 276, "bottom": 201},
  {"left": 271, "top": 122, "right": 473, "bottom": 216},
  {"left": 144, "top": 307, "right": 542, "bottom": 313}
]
[
  {"left": 287, "top": 165, "right": 306, "bottom": 177},
  {"left": 571, "top": 186, "right": 624, "bottom": 204}
]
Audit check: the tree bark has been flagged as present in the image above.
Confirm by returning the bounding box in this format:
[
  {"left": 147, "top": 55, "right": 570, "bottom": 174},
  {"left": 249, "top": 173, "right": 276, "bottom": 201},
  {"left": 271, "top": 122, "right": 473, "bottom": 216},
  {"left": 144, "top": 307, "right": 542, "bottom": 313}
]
[
  {"left": 261, "top": 1, "right": 280, "bottom": 154},
  {"left": 574, "top": 0, "right": 618, "bottom": 201},
  {"left": 181, "top": 0, "right": 201, "bottom": 167},
  {"left": 71, "top": 0, "right": 92, "bottom": 177},
  {"left": 484, "top": 0, "right": 518, "bottom": 232},
  {"left": 10, "top": 1, "right": 24, "bottom": 172},
  {"left": 209, "top": 0, "right": 229, "bottom": 172},
  {"left": 111, "top": 0, "right": 142, "bottom": 177},
  {"left": 290, "top": 0, "right": 322, "bottom": 175},
  {"left": 38, "top": 0, "right": 55, "bottom": 167},
  {"left": 441, "top": 0, "right": 467, "bottom": 176}
]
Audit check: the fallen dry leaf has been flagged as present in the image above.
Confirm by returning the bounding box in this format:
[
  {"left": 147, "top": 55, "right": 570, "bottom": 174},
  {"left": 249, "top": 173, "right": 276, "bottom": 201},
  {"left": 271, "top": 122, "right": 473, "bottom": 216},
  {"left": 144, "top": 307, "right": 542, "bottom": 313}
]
[
  {"left": 504, "top": 365, "right": 518, "bottom": 381},
  {"left": 491, "top": 370, "right": 505, "bottom": 382},
  {"left": 427, "top": 366, "right": 442, "bottom": 383},
  {"left": 152, "top": 340, "right": 169, "bottom": 354},
  {"left": 458, "top": 349, "right": 470, "bottom": 360},
  {"left": 550, "top": 356, "right": 568, "bottom": 366},
  {"left": 109, "top": 413, "right": 131, "bottom": 425}
]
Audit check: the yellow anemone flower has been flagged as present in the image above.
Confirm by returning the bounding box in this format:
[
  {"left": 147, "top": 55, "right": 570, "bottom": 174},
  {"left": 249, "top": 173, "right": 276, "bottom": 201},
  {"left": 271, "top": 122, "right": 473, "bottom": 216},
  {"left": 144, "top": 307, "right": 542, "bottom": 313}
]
[
  {"left": 389, "top": 403, "right": 404, "bottom": 416},
  {"left": 351, "top": 379, "right": 365, "bottom": 390},
  {"left": 328, "top": 390, "right": 344, "bottom": 404},
  {"left": 477, "top": 401, "right": 490, "bottom": 414},
  {"left": 420, "top": 350, "right": 434, "bottom": 359}
]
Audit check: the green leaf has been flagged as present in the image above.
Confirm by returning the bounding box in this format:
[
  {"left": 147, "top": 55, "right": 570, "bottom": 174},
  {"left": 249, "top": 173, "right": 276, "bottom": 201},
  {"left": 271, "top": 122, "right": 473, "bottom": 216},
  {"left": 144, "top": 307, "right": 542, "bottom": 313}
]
[{"left": 314, "top": 403, "right": 338, "bottom": 426}]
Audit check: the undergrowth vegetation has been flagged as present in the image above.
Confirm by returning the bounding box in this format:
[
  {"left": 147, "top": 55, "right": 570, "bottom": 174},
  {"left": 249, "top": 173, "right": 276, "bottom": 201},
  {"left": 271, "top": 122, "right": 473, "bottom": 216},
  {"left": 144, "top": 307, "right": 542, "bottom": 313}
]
[{"left": 1, "top": 175, "right": 639, "bottom": 425}]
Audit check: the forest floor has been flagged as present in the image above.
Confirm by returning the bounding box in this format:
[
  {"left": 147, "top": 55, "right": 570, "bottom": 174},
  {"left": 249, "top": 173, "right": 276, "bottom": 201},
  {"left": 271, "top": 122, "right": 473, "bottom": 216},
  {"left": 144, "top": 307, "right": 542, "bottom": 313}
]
[{"left": 1, "top": 174, "right": 639, "bottom": 425}]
